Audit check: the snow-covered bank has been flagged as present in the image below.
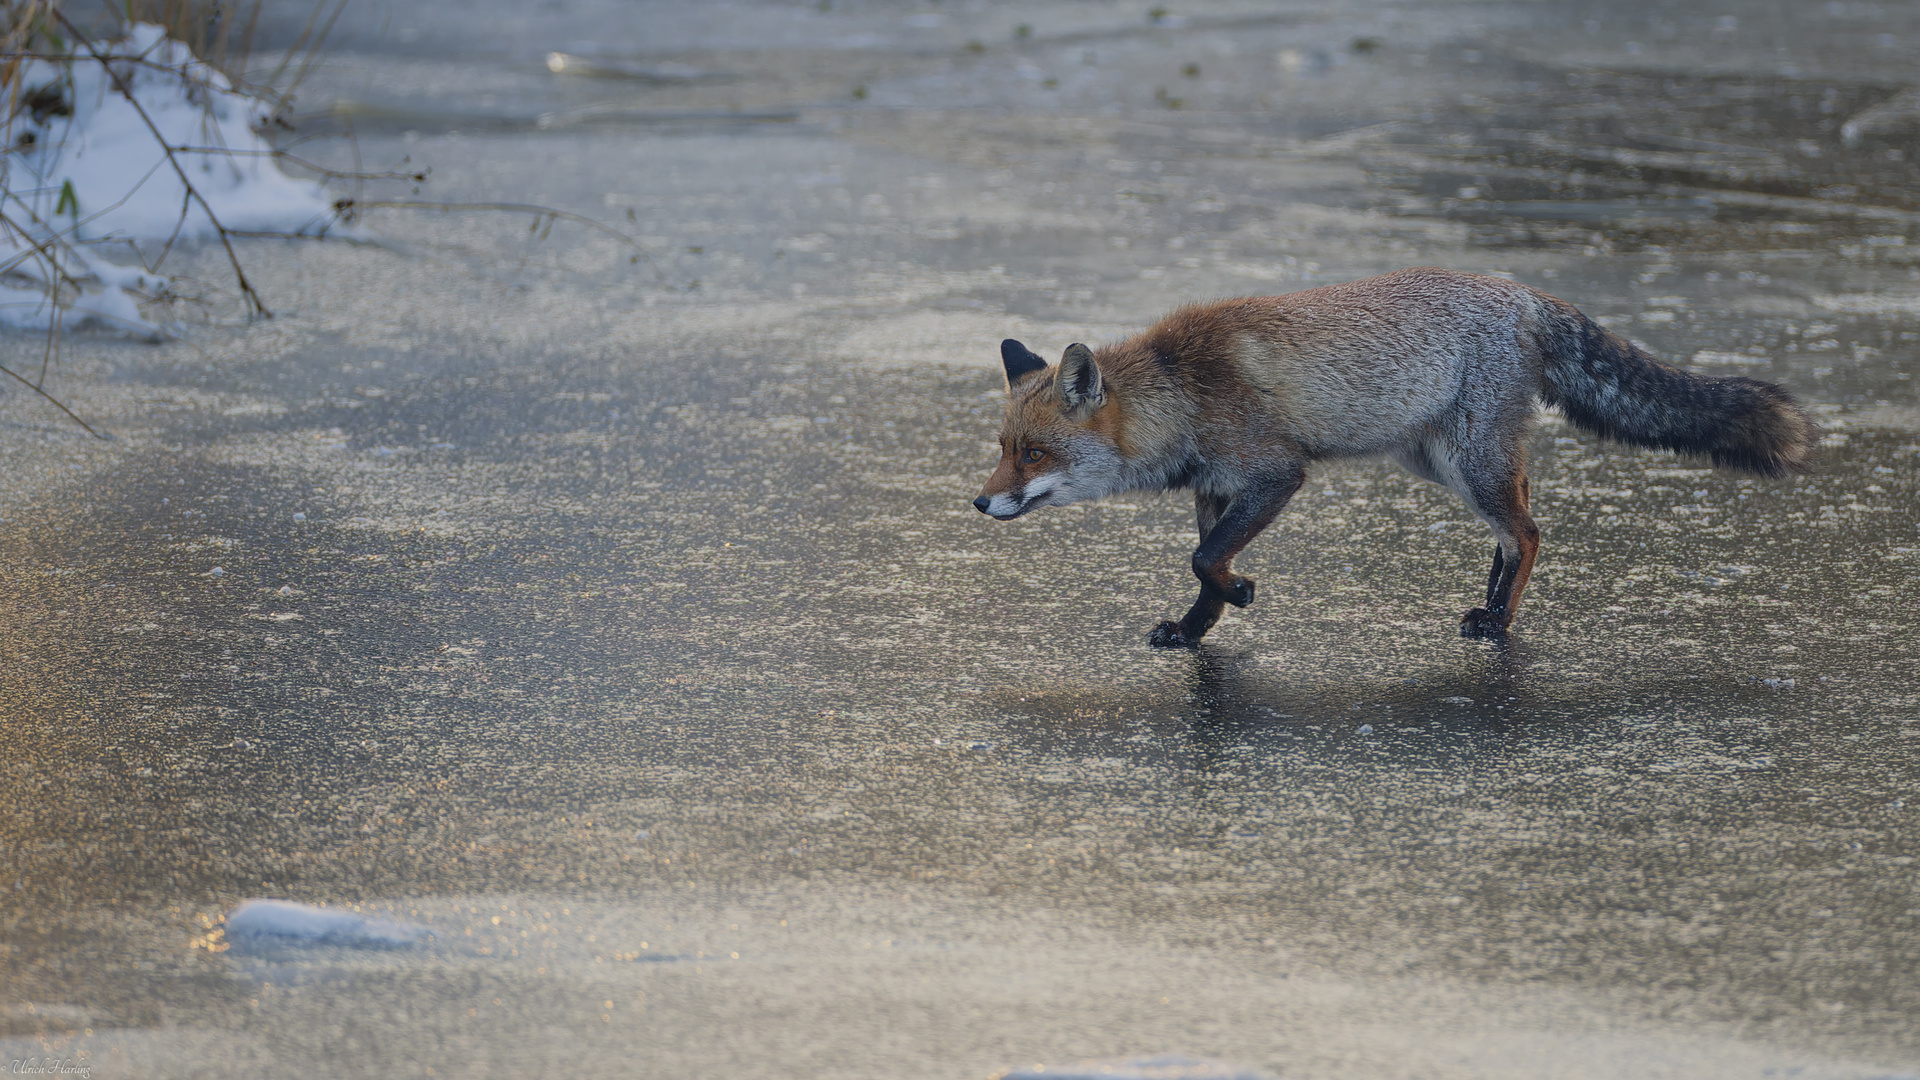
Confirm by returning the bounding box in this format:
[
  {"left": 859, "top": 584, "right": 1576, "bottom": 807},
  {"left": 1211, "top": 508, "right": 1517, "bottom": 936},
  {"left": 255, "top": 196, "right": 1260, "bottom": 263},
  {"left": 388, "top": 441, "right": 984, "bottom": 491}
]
[{"left": 1, "top": 23, "right": 335, "bottom": 337}]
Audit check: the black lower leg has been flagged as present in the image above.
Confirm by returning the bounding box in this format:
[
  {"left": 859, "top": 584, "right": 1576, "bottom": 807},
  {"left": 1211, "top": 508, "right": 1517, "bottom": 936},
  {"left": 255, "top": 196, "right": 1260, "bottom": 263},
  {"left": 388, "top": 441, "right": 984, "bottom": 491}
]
[
  {"left": 1463, "top": 541, "right": 1521, "bottom": 636},
  {"left": 1150, "top": 468, "right": 1303, "bottom": 647},
  {"left": 1149, "top": 590, "right": 1228, "bottom": 648},
  {"left": 1460, "top": 457, "right": 1539, "bottom": 639},
  {"left": 1189, "top": 475, "right": 1302, "bottom": 601}
]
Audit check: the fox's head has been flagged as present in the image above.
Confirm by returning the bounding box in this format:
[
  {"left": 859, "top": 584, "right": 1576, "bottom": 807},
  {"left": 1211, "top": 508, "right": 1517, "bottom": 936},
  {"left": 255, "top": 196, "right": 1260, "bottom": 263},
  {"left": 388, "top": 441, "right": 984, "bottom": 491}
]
[{"left": 973, "top": 338, "right": 1125, "bottom": 519}]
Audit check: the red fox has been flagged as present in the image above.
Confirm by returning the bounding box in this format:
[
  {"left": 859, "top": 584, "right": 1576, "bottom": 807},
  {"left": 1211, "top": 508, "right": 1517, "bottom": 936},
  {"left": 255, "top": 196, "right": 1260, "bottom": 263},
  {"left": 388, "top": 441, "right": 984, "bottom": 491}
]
[{"left": 972, "top": 267, "right": 1816, "bottom": 646}]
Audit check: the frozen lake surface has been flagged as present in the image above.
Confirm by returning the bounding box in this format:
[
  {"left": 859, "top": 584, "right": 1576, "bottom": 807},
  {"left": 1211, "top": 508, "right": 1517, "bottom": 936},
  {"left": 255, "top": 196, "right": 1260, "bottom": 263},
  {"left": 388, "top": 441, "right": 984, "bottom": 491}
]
[{"left": 0, "top": 1, "right": 1917, "bottom": 1077}]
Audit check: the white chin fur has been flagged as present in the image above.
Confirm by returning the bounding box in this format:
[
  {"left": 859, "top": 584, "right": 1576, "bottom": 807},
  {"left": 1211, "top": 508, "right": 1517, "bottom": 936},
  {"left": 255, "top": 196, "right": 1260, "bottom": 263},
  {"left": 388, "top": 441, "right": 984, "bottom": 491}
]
[
  {"left": 1022, "top": 473, "right": 1063, "bottom": 503},
  {"left": 988, "top": 473, "right": 1066, "bottom": 518},
  {"left": 986, "top": 492, "right": 1027, "bottom": 517}
]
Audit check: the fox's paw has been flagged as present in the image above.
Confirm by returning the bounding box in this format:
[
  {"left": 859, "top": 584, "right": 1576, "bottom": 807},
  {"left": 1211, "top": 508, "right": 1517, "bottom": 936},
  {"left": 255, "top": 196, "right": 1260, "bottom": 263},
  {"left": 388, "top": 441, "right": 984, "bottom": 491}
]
[
  {"left": 1459, "top": 607, "right": 1510, "bottom": 638},
  {"left": 1224, "top": 575, "right": 1255, "bottom": 608},
  {"left": 1148, "top": 620, "right": 1199, "bottom": 648}
]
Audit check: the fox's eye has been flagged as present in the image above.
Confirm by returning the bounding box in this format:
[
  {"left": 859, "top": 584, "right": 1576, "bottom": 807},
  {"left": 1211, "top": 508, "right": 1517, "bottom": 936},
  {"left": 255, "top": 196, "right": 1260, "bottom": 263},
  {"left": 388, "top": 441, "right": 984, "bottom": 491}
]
[{"left": 1023, "top": 448, "right": 1046, "bottom": 464}]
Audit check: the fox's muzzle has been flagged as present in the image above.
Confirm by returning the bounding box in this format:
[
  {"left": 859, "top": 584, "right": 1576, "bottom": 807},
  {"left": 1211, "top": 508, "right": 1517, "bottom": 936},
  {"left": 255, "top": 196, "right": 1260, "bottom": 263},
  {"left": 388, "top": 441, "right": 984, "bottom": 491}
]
[
  {"left": 976, "top": 470, "right": 1063, "bottom": 520},
  {"left": 973, "top": 490, "right": 1035, "bottom": 520},
  {"left": 974, "top": 492, "right": 1024, "bottom": 519}
]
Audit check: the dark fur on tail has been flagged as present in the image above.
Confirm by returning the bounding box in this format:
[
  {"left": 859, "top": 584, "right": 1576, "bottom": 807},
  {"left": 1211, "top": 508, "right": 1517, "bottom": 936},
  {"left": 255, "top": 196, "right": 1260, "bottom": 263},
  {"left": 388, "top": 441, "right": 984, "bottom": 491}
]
[{"left": 1536, "top": 299, "right": 1818, "bottom": 477}]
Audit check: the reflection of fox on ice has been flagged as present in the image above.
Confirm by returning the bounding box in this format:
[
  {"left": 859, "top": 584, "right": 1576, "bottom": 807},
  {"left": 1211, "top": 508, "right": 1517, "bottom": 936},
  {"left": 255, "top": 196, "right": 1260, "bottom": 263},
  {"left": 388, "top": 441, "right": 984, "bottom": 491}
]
[{"left": 972, "top": 267, "right": 1816, "bottom": 647}]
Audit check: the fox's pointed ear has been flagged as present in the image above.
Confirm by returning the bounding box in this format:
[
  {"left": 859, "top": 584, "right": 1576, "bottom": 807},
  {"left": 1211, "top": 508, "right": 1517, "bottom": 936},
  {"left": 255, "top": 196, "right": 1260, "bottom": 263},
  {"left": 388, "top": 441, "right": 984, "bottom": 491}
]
[
  {"left": 1001, "top": 338, "right": 1048, "bottom": 390},
  {"left": 1056, "top": 343, "right": 1104, "bottom": 414}
]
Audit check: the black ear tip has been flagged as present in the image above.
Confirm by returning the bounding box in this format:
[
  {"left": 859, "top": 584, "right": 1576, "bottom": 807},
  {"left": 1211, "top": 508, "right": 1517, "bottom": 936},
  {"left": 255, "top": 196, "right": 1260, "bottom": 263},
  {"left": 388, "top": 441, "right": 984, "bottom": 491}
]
[{"left": 1000, "top": 338, "right": 1049, "bottom": 385}]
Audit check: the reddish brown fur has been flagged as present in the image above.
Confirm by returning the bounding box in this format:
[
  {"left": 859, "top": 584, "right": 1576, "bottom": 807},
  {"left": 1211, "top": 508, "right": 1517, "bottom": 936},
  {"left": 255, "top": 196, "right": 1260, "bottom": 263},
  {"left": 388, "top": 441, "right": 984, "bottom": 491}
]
[{"left": 974, "top": 267, "right": 1813, "bottom": 646}]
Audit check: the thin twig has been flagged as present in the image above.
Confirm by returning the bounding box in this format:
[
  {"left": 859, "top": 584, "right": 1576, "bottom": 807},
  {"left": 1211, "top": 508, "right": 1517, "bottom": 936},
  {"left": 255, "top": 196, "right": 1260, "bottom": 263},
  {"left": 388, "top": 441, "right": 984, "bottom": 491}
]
[
  {"left": 0, "top": 206, "right": 90, "bottom": 294},
  {"left": 166, "top": 144, "right": 427, "bottom": 182},
  {"left": 284, "top": 0, "right": 347, "bottom": 99},
  {"left": 264, "top": 0, "right": 333, "bottom": 95},
  {"left": 36, "top": 295, "right": 58, "bottom": 385},
  {"left": 347, "top": 112, "right": 362, "bottom": 211},
  {"left": 0, "top": 356, "right": 102, "bottom": 438},
  {"left": 2, "top": 49, "right": 251, "bottom": 93},
  {"left": 235, "top": 0, "right": 264, "bottom": 86},
  {"left": 51, "top": 9, "right": 272, "bottom": 318},
  {"left": 154, "top": 186, "right": 192, "bottom": 268},
  {"left": 46, "top": 157, "right": 171, "bottom": 241},
  {"left": 342, "top": 199, "right": 668, "bottom": 279}
]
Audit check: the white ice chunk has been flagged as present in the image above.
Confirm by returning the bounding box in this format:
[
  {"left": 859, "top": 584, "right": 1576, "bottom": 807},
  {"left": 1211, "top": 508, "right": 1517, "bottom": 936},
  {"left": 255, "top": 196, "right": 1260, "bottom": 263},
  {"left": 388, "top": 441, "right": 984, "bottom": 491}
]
[
  {"left": 1842, "top": 87, "right": 1920, "bottom": 146},
  {"left": 224, "top": 899, "right": 434, "bottom": 951}
]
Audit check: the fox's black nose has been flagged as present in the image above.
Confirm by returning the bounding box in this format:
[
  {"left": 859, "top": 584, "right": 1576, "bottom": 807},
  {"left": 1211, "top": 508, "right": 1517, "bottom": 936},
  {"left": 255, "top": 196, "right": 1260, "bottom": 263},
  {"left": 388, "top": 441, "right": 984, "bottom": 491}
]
[{"left": 972, "top": 496, "right": 992, "bottom": 514}]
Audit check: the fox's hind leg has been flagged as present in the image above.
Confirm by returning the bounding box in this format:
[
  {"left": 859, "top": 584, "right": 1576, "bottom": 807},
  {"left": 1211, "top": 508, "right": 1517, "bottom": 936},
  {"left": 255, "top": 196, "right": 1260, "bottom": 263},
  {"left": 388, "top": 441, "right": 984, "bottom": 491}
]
[
  {"left": 1458, "top": 464, "right": 1540, "bottom": 638},
  {"left": 1149, "top": 470, "right": 1304, "bottom": 648},
  {"left": 1395, "top": 431, "right": 1539, "bottom": 636}
]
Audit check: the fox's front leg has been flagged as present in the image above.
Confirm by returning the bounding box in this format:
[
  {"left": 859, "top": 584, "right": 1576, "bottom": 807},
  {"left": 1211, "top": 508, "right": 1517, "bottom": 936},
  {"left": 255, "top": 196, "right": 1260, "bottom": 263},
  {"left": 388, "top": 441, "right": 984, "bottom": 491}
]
[
  {"left": 1149, "top": 470, "right": 1305, "bottom": 648},
  {"left": 1149, "top": 492, "right": 1231, "bottom": 648}
]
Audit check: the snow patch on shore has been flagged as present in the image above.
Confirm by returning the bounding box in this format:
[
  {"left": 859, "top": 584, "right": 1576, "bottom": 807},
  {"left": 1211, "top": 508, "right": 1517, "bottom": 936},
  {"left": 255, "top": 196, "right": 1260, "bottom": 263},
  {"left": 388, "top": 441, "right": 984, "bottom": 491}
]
[{"left": 1, "top": 23, "right": 334, "bottom": 336}]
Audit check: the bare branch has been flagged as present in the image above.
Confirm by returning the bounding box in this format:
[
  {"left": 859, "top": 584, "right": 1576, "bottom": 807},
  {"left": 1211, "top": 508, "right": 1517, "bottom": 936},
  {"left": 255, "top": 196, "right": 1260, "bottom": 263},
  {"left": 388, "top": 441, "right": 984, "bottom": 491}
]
[
  {"left": 36, "top": 296, "right": 58, "bottom": 385},
  {"left": 1, "top": 49, "right": 269, "bottom": 99},
  {"left": 0, "top": 207, "right": 90, "bottom": 294},
  {"left": 165, "top": 144, "right": 428, "bottom": 183},
  {"left": 284, "top": 0, "right": 348, "bottom": 99},
  {"left": 340, "top": 199, "right": 668, "bottom": 280},
  {"left": 155, "top": 187, "right": 192, "bottom": 269},
  {"left": 50, "top": 9, "right": 273, "bottom": 319},
  {"left": 0, "top": 356, "right": 103, "bottom": 439}
]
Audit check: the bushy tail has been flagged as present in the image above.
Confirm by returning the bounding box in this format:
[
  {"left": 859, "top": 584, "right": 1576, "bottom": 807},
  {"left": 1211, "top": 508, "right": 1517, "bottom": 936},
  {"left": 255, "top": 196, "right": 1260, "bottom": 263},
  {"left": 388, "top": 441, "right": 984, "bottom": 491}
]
[{"left": 1534, "top": 298, "right": 1818, "bottom": 477}]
